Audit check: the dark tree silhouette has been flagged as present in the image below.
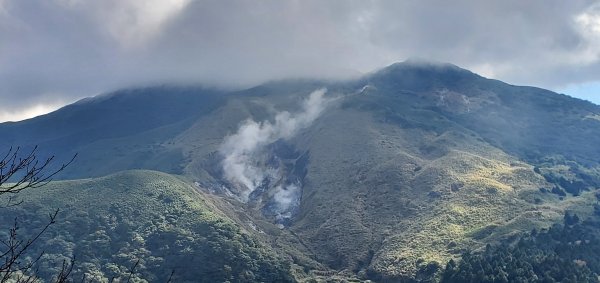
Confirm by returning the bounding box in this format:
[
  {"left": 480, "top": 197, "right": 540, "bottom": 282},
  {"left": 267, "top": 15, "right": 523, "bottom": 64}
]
[{"left": 0, "top": 146, "right": 76, "bottom": 282}]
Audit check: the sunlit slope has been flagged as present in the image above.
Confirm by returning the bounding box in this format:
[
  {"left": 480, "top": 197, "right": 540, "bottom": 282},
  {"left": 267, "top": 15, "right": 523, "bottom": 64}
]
[
  {"left": 282, "top": 96, "right": 598, "bottom": 279},
  {"left": 159, "top": 62, "right": 600, "bottom": 279},
  {"left": 0, "top": 170, "right": 294, "bottom": 282},
  {"left": 2, "top": 60, "right": 600, "bottom": 280}
]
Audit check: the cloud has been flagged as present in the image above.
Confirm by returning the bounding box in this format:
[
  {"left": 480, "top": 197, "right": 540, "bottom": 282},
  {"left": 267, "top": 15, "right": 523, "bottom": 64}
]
[
  {"left": 1, "top": 0, "right": 600, "bottom": 120},
  {"left": 56, "top": 0, "right": 190, "bottom": 48},
  {"left": 574, "top": 2, "right": 600, "bottom": 64},
  {"left": 0, "top": 101, "right": 64, "bottom": 122},
  {"left": 219, "top": 88, "right": 331, "bottom": 202}
]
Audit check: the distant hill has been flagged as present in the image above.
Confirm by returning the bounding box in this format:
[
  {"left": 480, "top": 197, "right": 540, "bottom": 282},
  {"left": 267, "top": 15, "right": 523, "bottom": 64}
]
[
  {"left": 0, "top": 170, "right": 297, "bottom": 282},
  {"left": 3, "top": 60, "right": 600, "bottom": 281},
  {"left": 0, "top": 86, "right": 226, "bottom": 178}
]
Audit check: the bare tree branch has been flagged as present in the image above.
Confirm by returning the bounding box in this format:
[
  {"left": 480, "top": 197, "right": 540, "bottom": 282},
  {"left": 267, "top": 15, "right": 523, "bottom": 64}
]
[
  {"left": 125, "top": 259, "right": 140, "bottom": 283},
  {"left": 0, "top": 210, "right": 60, "bottom": 282},
  {"left": 0, "top": 146, "right": 76, "bottom": 282},
  {"left": 0, "top": 146, "right": 77, "bottom": 194},
  {"left": 53, "top": 257, "right": 75, "bottom": 283},
  {"left": 166, "top": 270, "right": 175, "bottom": 283}
]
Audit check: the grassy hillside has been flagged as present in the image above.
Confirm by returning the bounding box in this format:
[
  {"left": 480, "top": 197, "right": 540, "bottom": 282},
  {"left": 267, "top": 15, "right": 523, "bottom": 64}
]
[
  {"left": 0, "top": 170, "right": 294, "bottom": 282},
  {"left": 285, "top": 100, "right": 599, "bottom": 280},
  {"left": 2, "top": 60, "right": 600, "bottom": 281},
  {"left": 0, "top": 86, "right": 226, "bottom": 179}
]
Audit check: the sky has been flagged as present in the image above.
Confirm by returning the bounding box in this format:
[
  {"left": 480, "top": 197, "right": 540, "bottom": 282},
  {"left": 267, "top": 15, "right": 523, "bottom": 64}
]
[{"left": 1, "top": 0, "right": 600, "bottom": 122}]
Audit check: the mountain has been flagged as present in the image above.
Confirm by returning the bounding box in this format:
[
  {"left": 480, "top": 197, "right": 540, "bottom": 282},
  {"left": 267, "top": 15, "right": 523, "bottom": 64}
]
[
  {"left": 0, "top": 170, "right": 296, "bottom": 282},
  {"left": 0, "top": 86, "right": 226, "bottom": 178},
  {"left": 2, "top": 60, "right": 600, "bottom": 282}
]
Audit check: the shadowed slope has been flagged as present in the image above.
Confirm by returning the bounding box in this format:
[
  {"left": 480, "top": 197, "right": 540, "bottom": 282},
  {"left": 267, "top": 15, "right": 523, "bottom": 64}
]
[{"left": 2, "top": 60, "right": 600, "bottom": 281}]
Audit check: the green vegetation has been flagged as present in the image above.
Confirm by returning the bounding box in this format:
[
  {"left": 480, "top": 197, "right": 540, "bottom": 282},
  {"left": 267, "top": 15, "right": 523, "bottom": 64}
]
[
  {"left": 442, "top": 209, "right": 600, "bottom": 283},
  {"left": 2, "top": 61, "right": 600, "bottom": 281},
  {"left": 0, "top": 170, "right": 294, "bottom": 282}
]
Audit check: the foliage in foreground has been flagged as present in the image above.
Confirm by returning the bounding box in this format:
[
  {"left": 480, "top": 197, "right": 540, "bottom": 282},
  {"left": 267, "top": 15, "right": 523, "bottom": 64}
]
[{"left": 0, "top": 170, "right": 294, "bottom": 282}]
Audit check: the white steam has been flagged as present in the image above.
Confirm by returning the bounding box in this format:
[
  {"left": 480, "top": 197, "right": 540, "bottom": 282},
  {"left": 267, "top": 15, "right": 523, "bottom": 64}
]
[
  {"left": 272, "top": 183, "right": 301, "bottom": 221},
  {"left": 219, "top": 88, "right": 331, "bottom": 202}
]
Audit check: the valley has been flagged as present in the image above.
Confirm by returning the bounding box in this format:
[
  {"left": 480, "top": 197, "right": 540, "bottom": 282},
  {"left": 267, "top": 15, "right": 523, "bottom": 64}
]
[{"left": 2, "top": 60, "right": 600, "bottom": 282}]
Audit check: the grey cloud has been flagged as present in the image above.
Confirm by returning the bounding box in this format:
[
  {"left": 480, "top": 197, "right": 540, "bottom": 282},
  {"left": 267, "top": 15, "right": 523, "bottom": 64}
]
[
  {"left": 1, "top": 0, "right": 600, "bottom": 120},
  {"left": 364, "top": 1, "right": 599, "bottom": 85}
]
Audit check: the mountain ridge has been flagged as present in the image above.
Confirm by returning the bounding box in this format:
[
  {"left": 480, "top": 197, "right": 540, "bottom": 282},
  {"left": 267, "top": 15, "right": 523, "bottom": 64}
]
[{"left": 2, "top": 60, "right": 600, "bottom": 281}]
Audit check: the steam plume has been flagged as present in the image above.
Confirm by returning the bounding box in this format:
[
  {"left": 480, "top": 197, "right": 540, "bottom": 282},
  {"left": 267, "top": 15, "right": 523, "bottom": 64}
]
[{"left": 219, "top": 88, "right": 331, "bottom": 202}]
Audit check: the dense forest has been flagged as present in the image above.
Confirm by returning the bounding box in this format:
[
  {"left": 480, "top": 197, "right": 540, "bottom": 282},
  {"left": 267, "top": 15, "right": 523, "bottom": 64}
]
[
  {"left": 441, "top": 208, "right": 600, "bottom": 283},
  {"left": 0, "top": 171, "right": 294, "bottom": 283}
]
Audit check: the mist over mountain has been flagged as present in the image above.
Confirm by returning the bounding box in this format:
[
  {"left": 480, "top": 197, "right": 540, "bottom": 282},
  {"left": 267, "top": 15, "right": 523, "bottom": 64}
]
[{"left": 2, "top": 60, "right": 600, "bottom": 282}]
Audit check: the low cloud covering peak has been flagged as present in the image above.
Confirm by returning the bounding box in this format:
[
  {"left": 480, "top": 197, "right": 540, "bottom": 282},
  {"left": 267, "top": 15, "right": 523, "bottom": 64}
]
[{"left": 1, "top": 0, "right": 600, "bottom": 121}]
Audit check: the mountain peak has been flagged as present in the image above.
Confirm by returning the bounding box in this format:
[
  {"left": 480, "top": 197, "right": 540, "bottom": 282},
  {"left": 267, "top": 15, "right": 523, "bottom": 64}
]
[
  {"left": 368, "top": 59, "right": 481, "bottom": 92},
  {"left": 3, "top": 59, "right": 600, "bottom": 282},
  {"left": 381, "top": 58, "right": 476, "bottom": 76}
]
